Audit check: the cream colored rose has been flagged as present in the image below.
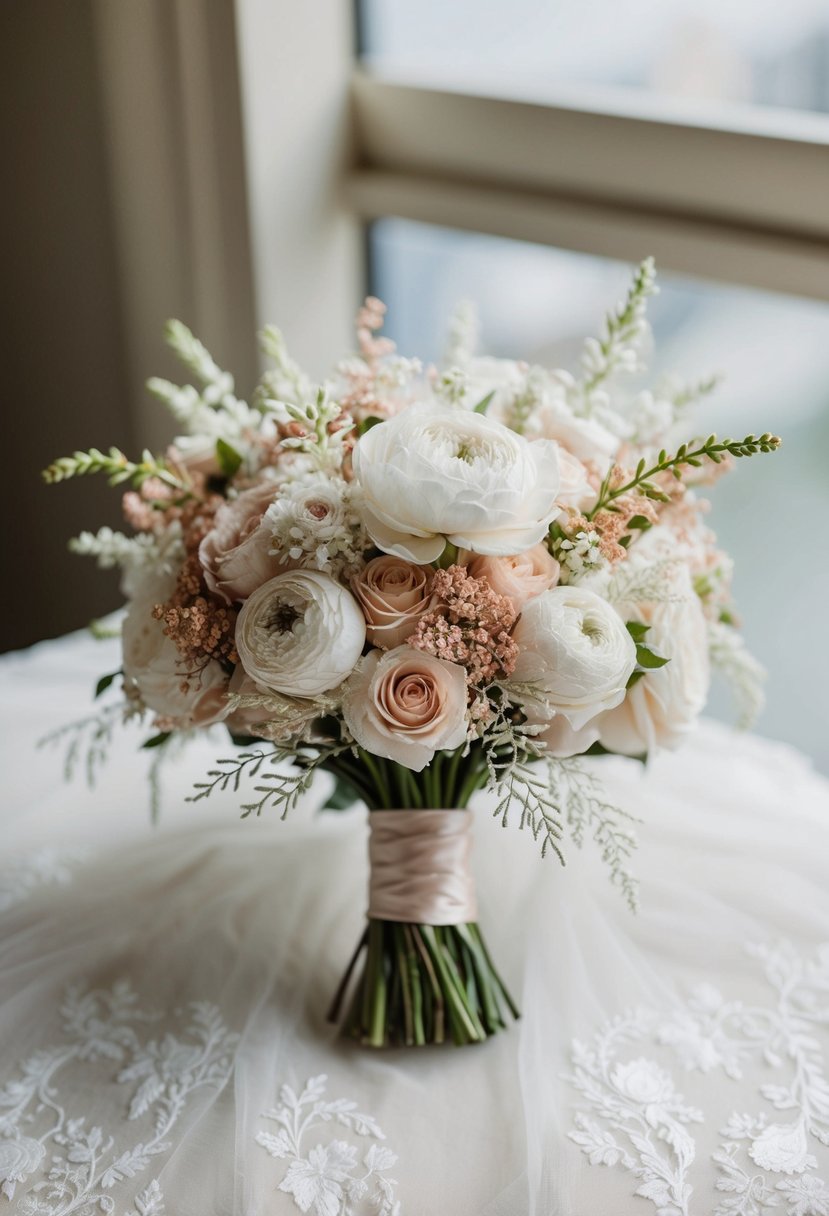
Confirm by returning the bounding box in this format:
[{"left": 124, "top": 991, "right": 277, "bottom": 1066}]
[
  {"left": 122, "top": 573, "right": 229, "bottom": 727},
  {"left": 510, "top": 586, "right": 637, "bottom": 730},
  {"left": 556, "top": 448, "right": 594, "bottom": 511},
  {"left": 533, "top": 714, "right": 601, "bottom": 758},
  {"left": 199, "top": 480, "right": 281, "bottom": 604},
  {"left": 351, "top": 555, "right": 434, "bottom": 649},
  {"left": 235, "top": 570, "right": 365, "bottom": 696},
  {"left": 459, "top": 544, "right": 559, "bottom": 613},
  {"left": 342, "top": 645, "right": 468, "bottom": 771},
  {"left": 597, "top": 560, "right": 709, "bottom": 756},
  {"left": 352, "top": 403, "right": 562, "bottom": 563}
]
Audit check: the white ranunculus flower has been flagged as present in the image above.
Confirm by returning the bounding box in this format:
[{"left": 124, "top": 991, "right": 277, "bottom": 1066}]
[
  {"left": 510, "top": 586, "right": 637, "bottom": 730},
  {"left": 597, "top": 559, "right": 709, "bottom": 756},
  {"left": 235, "top": 571, "right": 365, "bottom": 696},
  {"left": 351, "top": 403, "right": 562, "bottom": 563}
]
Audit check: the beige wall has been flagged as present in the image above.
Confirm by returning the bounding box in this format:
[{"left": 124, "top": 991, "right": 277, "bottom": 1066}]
[
  {"left": 0, "top": 0, "right": 258, "bottom": 652},
  {"left": 1, "top": 1, "right": 132, "bottom": 651}
]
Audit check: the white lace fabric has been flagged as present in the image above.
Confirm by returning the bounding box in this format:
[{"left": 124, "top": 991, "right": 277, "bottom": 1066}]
[{"left": 1, "top": 632, "right": 828, "bottom": 1214}]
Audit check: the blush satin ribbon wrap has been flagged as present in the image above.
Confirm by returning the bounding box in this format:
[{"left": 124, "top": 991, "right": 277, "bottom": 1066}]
[{"left": 367, "top": 809, "right": 478, "bottom": 925}]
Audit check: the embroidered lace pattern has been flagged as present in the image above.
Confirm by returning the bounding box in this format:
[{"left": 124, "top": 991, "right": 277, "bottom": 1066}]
[
  {"left": 567, "top": 942, "right": 829, "bottom": 1216},
  {"left": 256, "top": 1075, "right": 400, "bottom": 1216},
  {"left": 0, "top": 981, "right": 238, "bottom": 1213},
  {"left": 0, "top": 847, "right": 89, "bottom": 913}
]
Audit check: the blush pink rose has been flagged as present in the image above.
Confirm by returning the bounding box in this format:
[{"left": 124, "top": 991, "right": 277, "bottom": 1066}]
[
  {"left": 342, "top": 645, "right": 468, "bottom": 772},
  {"left": 459, "top": 544, "right": 559, "bottom": 613},
  {"left": 351, "top": 555, "right": 434, "bottom": 649},
  {"left": 199, "top": 481, "right": 281, "bottom": 604}
]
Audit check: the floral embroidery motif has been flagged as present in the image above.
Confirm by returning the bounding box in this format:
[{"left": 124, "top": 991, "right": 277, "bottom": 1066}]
[
  {"left": 567, "top": 942, "right": 829, "bottom": 1216},
  {"left": 0, "top": 847, "right": 89, "bottom": 912},
  {"left": 0, "top": 980, "right": 238, "bottom": 1212},
  {"left": 256, "top": 1075, "right": 400, "bottom": 1216}
]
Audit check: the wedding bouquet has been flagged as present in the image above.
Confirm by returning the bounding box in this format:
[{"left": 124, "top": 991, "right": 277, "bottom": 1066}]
[{"left": 44, "top": 259, "right": 779, "bottom": 1047}]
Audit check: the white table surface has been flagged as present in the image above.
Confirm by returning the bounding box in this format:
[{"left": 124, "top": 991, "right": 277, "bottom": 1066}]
[{"left": 2, "top": 631, "right": 829, "bottom": 1216}]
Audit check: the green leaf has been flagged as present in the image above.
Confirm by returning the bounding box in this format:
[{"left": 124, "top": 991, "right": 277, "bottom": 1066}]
[
  {"left": 625, "top": 621, "right": 650, "bottom": 643},
  {"left": 357, "top": 415, "right": 384, "bottom": 436},
  {"left": 141, "top": 732, "right": 172, "bottom": 750},
  {"left": 473, "top": 390, "right": 495, "bottom": 415},
  {"left": 635, "top": 644, "right": 670, "bottom": 669},
  {"left": 321, "top": 776, "right": 362, "bottom": 811},
  {"left": 626, "top": 514, "right": 653, "bottom": 532},
  {"left": 215, "top": 438, "right": 242, "bottom": 478},
  {"left": 228, "top": 731, "right": 262, "bottom": 748},
  {"left": 94, "top": 670, "right": 121, "bottom": 699},
  {"left": 626, "top": 669, "right": 647, "bottom": 690}
]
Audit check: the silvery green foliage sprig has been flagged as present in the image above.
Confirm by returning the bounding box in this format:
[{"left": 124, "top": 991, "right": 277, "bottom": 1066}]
[
  {"left": 256, "top": 324, "right": 314, "bottom": 407},
  {"left": 260, "top": 387, "right": 354, "bottom": 472},
  {"left": 146, "top": 320, "right": 260, "bottom": 448},
  {"left": 576, "top": 256, "right": 658, "bottom": 411},
  {"left": 42, "top": 447, "right": 193, "bottom": 494},
  {"left": 707, "top": 620, "right": 767, "bottom": 729}
]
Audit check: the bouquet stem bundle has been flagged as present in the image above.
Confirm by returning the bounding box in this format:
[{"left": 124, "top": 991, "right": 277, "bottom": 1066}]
[
  {"left": 328, "top": 918, "right": 518, "bottom": 1048},
  {"left": 41, "top": 266, "right": 782, "bottom": 1053},
  {"left": 324, "top": 751, "right": 519, "bottom": 1048}
]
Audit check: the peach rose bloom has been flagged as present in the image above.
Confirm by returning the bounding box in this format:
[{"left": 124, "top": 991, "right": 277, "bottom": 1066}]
[
  {"left": 459, "top": 544, "right": 559, "bottom": 613},
  {"left": 342, "top": 645, "right": 467, "bottom": 772},
  {"left": 199, "top": 481, "right": 280, "bottom": 604},
  {"left": 351, "top": 555, "right": 434, "bottom": 649}
]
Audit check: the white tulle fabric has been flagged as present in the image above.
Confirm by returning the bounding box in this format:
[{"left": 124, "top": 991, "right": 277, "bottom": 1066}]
[{"left": 2, "top": 631, "right": 829, "bottom": 1214}]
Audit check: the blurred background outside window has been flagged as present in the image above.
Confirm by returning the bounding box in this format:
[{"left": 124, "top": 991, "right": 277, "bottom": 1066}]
[{"left": 363, "top": 0, "right": 829, "bottom": 114}]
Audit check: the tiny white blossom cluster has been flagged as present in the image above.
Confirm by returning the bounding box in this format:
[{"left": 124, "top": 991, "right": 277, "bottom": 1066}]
[
  {"left": 265, "top": 476, "right": 368, "bottom": 578},
  {"left": 556, "top": 530, "right": 609, "bottom": 584}
]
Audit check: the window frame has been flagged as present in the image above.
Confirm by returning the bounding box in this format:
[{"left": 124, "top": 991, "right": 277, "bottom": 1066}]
[{"left": 349, "top": 71, "right": 829, "bottom": 301}]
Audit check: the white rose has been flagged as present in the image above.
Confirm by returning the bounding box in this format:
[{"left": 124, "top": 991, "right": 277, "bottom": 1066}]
[
  {"left": 235, "top": 570, "right": 365, "bottom": 696},
  {"left": 597, "top": 560, "right": 709, "bottom": 756},
  {"left": 556, "top": 448, "right": 594, "bottom": 510},
  {"left": 342, "top": 645, "right": 468, "bottom": 771},
  {"left": 122, "top": 572, "right": 229, "bottom": 727},
  {"left": 352, "top": 403, "right": 562, "bottom": 563},
  {"left": 510, "top": 586, "right": 637, "bottom": 730},
  {"left": 530, "top": 393, "right": 620, "bottom": 468}
]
